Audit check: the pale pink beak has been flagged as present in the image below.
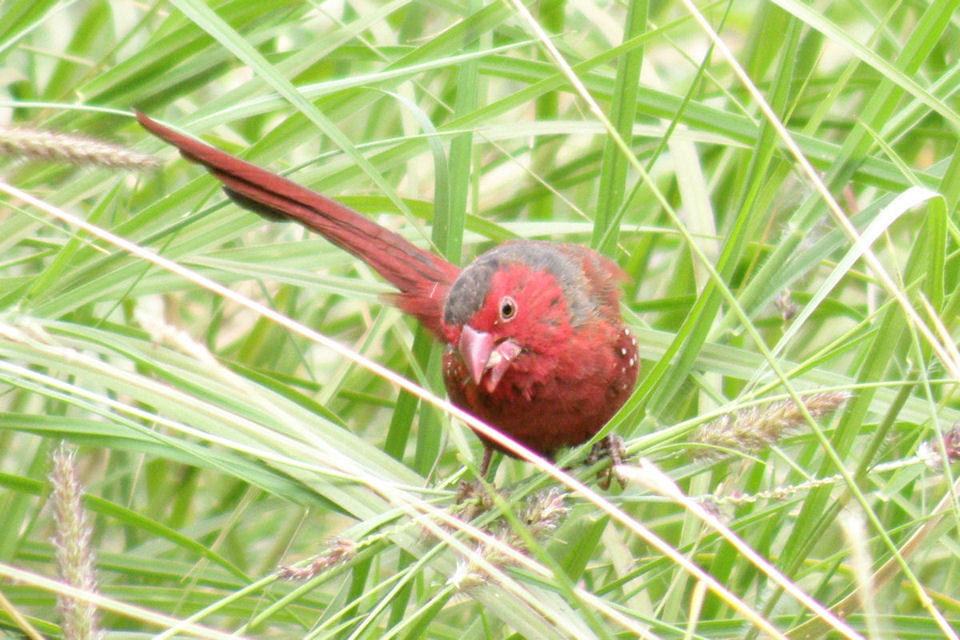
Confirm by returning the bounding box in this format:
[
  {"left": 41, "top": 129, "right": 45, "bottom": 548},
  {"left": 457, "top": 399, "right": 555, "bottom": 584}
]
[{"left": 458, "top": 325, "right": 521, "bottom": 392}]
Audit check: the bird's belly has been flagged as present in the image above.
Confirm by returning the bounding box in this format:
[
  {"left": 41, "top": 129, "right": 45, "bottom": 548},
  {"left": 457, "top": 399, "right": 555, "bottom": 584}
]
[{"left": 444, "top": 344, "right": 637, "bottom": 458}]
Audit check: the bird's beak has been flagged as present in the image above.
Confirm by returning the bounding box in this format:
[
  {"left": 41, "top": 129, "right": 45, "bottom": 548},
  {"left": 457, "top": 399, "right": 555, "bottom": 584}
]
[{"left": 458, "top": 325, "right": 521, "bottom": 392}]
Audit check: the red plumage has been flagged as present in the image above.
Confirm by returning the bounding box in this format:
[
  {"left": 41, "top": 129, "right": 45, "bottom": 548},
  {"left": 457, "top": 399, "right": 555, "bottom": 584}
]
[{"left": 137, "top": 112, "right": 638, "bottom": 474}]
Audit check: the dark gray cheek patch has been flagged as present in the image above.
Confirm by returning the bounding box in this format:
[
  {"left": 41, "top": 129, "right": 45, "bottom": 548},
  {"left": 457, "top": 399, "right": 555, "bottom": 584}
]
[
  {"left": 444, "top": 255, "right": 499, "bottom": 326},
  {"left": 443, "top": 242, "right": 596, "bottom": 327}
]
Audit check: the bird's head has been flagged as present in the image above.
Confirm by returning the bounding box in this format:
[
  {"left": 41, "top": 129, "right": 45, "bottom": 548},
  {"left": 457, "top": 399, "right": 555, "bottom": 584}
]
[{"left": 442, "top": 242, "right": 595, "bottom": 393}]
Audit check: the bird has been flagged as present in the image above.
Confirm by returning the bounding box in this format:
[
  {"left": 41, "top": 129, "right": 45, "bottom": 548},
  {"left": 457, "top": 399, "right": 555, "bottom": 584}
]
[{"left": 136, "top": 111, "right": 639, "bottom": 477}]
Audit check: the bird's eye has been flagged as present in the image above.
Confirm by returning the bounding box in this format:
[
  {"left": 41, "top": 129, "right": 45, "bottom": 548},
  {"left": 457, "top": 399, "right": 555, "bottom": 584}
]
[{"left": 498, "top": 296, "right": 517, "bottom": 321}]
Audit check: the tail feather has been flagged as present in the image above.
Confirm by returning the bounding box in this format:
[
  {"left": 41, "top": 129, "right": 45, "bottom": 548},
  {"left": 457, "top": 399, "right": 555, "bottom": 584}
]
[{"left": 136, "top": 111, "right": 458, "bottom": 336}]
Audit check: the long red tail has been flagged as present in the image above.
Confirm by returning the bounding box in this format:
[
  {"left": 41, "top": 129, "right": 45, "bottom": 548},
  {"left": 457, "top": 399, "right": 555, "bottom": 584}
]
[{"left": 136, "top": 111, "right": 459, "bottom": 336}]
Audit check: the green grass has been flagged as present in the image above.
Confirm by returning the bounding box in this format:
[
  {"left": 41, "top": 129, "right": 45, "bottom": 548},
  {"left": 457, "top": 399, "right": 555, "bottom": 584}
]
[{"left": 1, "top": 0, "right": 959, "bottom": 638}]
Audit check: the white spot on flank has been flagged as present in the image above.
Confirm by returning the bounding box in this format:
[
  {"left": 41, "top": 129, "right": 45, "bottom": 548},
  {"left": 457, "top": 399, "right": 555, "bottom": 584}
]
[{"left": 620, "top": 347, "right": 627, "bottom": 356}]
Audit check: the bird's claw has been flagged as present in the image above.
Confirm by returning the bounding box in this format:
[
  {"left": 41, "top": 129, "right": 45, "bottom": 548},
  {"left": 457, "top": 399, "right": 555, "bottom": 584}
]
[
  {"left": 454, "top": 480, "right": 500, "bottom": 520},
  {"left": 455, "top": 479, "right": 481, "bottom": 504},
  {"left": 587, "top": 434, "right": 628, "bottom": 490}
]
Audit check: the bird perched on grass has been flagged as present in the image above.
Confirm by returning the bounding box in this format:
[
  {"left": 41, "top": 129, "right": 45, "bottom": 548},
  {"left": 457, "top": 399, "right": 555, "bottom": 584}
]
[{"left": 137, "top": 112, "right": 638, "bottom": 476}]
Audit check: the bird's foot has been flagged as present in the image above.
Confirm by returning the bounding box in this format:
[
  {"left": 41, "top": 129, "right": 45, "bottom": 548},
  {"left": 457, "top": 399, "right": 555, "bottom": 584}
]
[
  {"left": 587, "top": 434, "right": 627, "bottom": 490},
  {"left": 454, "top": 480, "right": 497, "bottom": 520},
  {"left": 455, "top": 479, "right": 482, "bottom": 504},
  {"left": 453, "top": 445, "right": 500, "bottom": 518}
]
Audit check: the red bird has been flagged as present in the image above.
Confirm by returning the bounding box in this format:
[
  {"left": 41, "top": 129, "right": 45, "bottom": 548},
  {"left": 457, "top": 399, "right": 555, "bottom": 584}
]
[{"left": 137, "top": 112, "right": 639, "bottom": 475}]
